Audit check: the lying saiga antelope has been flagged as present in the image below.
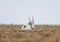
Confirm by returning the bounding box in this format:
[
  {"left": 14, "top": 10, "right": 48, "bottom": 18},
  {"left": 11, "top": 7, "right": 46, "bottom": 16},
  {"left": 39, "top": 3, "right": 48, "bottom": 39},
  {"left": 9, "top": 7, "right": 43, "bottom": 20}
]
[{"left": 21, "top": 16, "right": 35, "bottom": 30}]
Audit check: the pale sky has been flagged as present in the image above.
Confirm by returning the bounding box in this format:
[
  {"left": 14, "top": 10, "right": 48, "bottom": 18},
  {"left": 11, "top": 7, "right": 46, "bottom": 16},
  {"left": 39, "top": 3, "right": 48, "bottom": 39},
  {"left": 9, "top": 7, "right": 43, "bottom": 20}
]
[{"left": 0, "top": 0, "right": 60, "bottom": 24}]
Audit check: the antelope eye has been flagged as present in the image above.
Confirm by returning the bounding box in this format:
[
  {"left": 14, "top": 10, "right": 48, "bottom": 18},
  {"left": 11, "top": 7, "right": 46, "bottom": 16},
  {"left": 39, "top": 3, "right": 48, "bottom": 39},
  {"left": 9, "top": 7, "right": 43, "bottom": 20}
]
[{"left": 24, "top": 25, "right": 26, "bottom": 28}]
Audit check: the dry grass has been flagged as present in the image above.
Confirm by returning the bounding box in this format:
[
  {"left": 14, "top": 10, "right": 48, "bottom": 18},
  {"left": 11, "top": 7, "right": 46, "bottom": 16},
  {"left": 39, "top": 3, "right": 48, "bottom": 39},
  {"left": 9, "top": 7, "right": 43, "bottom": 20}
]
[{"left": 0, "top": 24, "right": 60, "bottom": 42}]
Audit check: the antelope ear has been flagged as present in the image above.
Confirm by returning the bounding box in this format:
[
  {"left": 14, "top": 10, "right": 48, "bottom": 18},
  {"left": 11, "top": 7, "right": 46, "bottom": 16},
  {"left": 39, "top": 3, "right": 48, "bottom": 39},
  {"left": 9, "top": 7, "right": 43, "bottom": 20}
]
[
  {"left": 29, "top": 17, "right": 31, "bottom": 22},
  {"left": 32, "top": 16, "right": 34, "bottom": 23},
  {"left": 32, "top": 16, "right": 34, "bottom": 20},
  {"left": 32, "top": 16, "right": 33, "bottom": 18}
]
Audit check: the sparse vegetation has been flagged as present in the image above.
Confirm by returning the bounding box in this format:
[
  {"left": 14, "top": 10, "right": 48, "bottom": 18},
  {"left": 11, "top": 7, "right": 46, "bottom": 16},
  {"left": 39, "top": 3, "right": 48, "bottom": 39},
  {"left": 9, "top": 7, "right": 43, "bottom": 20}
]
[{"left": 0, "top": 24, "right": 60, "bottom": 42}]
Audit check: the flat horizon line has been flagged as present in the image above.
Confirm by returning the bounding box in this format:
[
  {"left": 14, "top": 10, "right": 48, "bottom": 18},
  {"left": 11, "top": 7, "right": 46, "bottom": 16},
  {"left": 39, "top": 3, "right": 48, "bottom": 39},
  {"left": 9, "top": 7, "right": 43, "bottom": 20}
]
[{"left": 0, "top": 23, "right": 60, "bottom": 25}]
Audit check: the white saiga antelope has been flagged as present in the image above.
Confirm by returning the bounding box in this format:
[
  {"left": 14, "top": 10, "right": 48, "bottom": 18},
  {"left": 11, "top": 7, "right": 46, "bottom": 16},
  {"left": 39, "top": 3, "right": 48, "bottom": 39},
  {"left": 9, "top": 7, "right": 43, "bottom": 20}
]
[{"left": 21, "top": 16, "right": 35, "bottom": 30}]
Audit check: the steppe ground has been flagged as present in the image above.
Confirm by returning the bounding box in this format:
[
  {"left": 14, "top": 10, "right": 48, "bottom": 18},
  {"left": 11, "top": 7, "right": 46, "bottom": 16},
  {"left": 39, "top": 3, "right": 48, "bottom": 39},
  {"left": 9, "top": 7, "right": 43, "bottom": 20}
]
[{"left": 0, "top": 24, "right": 60, "bottom": 42}]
